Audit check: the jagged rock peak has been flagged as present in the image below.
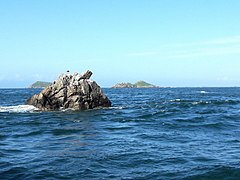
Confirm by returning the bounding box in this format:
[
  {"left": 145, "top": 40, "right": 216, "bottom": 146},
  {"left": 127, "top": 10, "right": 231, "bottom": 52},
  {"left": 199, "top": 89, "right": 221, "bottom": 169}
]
[{"left": 26, "top": 70, "right": 111, "bottom": 111}]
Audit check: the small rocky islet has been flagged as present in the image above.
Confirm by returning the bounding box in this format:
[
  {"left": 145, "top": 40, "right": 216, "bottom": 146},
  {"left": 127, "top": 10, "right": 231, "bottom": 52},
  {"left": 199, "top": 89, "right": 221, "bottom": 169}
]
[
  {"left": 27, "top": 70, "right": 111, "bottom": 111},
  {"left": 112, "top": 81, "right": 159, "bottom": 88},
  {"left": 29, "top": 81, "right": 51, "bottom": 88}
]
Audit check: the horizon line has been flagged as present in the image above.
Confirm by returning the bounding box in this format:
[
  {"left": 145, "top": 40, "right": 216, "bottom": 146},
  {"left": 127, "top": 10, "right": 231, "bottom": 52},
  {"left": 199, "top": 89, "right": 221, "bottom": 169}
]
[{"left": 0, "top": 86, "right": 240, "bottom": 89}]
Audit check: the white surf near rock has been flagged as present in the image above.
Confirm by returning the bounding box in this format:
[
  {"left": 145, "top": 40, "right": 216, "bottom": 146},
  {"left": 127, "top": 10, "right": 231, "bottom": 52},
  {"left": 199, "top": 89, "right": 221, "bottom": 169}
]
[{"left": 0, "top": 105, "right": 39, "bottom": 113}]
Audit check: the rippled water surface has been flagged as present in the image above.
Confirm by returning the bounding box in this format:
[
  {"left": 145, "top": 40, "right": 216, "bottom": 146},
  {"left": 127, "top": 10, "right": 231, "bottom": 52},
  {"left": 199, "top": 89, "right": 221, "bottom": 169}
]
[{"left": 1, "top": 88, "right": 240, "bottom": 179}]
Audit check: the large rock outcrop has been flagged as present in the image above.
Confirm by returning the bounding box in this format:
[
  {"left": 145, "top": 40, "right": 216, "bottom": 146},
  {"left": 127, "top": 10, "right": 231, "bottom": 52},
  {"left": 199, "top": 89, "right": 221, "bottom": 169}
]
[{"left": 27, "top": 70, "right": 111, "bottom": 111}]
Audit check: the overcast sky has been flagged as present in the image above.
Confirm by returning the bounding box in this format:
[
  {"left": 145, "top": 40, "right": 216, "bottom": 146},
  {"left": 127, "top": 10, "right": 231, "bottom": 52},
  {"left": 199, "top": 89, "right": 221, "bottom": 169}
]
[{"left": 1, "top": 0, "right": 240, "bottom": 87}]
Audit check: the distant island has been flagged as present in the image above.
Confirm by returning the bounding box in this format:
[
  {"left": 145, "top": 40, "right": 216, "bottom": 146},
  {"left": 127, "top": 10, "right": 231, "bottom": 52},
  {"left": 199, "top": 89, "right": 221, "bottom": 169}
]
[
  {"left": 29, "top": 80, "right": 159, "bottom": 89},
  {"left": 112, "top": 81, "right": 159, "bottom": 88},
  {"left": 29, "top": 81, "right": 51, "bottom": 88}
]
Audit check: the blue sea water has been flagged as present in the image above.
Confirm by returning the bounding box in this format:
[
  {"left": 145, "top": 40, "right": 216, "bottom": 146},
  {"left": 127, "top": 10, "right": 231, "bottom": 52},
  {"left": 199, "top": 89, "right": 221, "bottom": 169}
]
[{"left": 1, "top": 88, "right": 240, "bottom": 179}]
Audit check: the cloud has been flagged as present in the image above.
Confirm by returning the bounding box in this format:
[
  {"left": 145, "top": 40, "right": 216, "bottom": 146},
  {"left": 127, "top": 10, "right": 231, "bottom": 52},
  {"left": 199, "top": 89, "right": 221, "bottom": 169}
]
[
  {"left": 127, "top": 35, "right": 240, "bottom": 59},
  {"left": 127, "top": 51, "right": 159, "bottom": 57},
  {"left": 0, "top": 74, "right": 25, "bottom": 82},
  {"left": 33, "top": 73, "right": 43, "bottom": 80},
  {"left": 204, "top": 36, "right": 240, "bottom": 45},
  {"left": 0, "top": 74, "right": 6, "bottom": 81},
  {"left": 168, "top": 45, "right": 240, "bottom": 59},
  {"left": 15, "top": 74, "right": 24, "bottom": 81}
]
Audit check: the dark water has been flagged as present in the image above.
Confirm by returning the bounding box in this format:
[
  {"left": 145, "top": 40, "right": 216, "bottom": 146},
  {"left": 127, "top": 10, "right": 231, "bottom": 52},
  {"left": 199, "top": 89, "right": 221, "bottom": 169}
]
[{"left": 1, "top": 88, "right": 240, "bottom": 179}]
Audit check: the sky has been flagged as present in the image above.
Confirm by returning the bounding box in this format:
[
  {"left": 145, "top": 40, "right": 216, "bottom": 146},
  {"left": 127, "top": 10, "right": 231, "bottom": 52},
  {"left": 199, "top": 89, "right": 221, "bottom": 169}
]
[{"left": 0, "top": 0, "right": 240, "bottom": 87}]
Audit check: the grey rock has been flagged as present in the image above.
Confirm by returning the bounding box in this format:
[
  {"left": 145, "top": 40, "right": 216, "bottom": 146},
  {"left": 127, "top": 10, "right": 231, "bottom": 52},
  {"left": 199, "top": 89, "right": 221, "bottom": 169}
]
[{"left": 26, "top": 70, "right": 111, "bottom": 111}]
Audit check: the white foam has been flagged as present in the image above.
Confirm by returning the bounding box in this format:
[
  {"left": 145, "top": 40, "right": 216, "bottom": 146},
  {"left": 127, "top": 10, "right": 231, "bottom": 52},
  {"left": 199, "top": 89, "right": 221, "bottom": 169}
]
[
  {"left": 170, "top": 99, "right": 181, "bottom": 102},
  {"left": 200, "top": 91, "right": 208, "bottom": 94},
  {"left": 0, "top": 105, "right": 39, "bottom": 113},
  {"left": 109, "top": 106, "right": 123, "bottom": 110},
  {"left": 60, "top": 108, "right": 75, "bottom": 112}
]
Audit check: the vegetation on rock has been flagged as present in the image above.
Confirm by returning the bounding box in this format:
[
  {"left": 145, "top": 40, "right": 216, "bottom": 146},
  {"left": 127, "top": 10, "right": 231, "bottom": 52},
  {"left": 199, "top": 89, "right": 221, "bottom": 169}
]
[{"left": 112, "top": 81, "right": 159, "bottom": 88}]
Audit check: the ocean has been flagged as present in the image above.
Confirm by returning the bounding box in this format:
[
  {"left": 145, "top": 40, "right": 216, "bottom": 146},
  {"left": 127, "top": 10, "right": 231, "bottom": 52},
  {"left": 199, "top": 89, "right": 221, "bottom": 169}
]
[{"left": 1, "top": 88, "right": 240, "bottom": 179}]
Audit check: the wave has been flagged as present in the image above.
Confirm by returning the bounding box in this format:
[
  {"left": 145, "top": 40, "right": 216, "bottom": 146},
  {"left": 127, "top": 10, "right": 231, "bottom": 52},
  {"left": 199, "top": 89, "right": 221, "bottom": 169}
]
[
  {"left": 170, "top": 99, "right": 182, "bottom": 102},
  {"left": 169, "top": 99, "right": 240, "bottom": 106},
  {"left": 0, "top": 105, "right": 124, "bottom": 113},
  {"left": 200, "top": 90, "right": 208, "bottom": 94},
  {"left": 184, "top": 166, "right": 240, "bottom": 180},
  {"left": 0, "top": 105, "right": 38, "bottom": 113},
  {"left": 109, "top": 106, "right": 123, "bottom": 110}
]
